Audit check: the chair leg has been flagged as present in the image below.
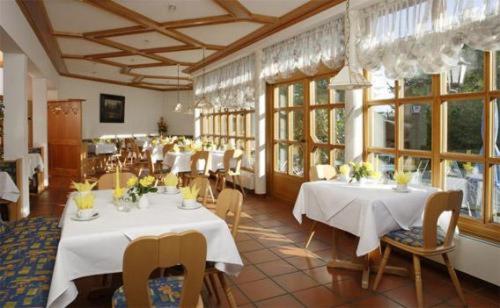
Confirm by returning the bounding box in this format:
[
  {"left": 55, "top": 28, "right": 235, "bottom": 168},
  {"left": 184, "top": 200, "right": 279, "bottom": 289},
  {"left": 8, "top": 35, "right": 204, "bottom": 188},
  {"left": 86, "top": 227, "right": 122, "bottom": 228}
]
[
  {"left": 412, "top": 254, "right": 424, "bottom": 308},
  {"left": 208, "top": 273, "right": 221, "bottom": 304},
  {"left": 442, "top": 253, "right": 466, "bottom": 306},
  {"left": 305, "top": 221, "right": 318, "bottom": 248},
  {"left": 237, "top": 175, "right": 246, "bottom": 197},
  {"left": 208, "top": 185, "right": 215, "bottom": 204},
  {"left": 373, "top": 245, "right": 391, "bottom": 290},
  {"left": 203, "top": 276, "right": 214, "bottom": 297},
  {"left": 217, "top": 271, "right": 237, "bottom": 308},
  {"left": 214, "top": 174, "right": 220, "bottom": 191}
]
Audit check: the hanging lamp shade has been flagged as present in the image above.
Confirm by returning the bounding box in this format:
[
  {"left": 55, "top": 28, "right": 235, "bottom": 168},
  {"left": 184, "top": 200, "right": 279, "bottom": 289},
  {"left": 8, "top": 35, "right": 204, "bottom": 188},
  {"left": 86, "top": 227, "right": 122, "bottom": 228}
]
[
  {"left": 173, "top": 102, "right": 183, "bottom": 112},
  {"left": 329, "top": 66, "right": 371, "bottom": 90},
  {"left": 194, "top": 95, "right": 213, "bottom": 110}
]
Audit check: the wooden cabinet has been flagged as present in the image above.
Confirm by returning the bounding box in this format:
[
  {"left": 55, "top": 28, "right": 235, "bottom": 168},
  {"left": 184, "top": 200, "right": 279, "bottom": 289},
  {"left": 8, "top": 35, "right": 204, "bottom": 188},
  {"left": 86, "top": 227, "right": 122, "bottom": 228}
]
[{"left": 48, "top": 100, "right": 84, "bottom": 178}]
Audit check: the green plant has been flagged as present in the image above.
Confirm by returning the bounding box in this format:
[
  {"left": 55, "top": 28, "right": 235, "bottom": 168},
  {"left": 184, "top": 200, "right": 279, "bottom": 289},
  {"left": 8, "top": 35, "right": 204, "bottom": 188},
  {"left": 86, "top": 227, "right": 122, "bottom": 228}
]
[
  {"left": 349, "top": 161, "right": 374, "bottom": 182},
  {"left": 126, "top": 175, "right": 158, "bottom": 202}
]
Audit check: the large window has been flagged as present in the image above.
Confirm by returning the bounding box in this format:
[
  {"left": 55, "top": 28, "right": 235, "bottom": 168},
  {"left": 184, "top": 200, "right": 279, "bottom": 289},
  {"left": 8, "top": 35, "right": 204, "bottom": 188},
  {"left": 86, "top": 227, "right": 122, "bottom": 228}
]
[
  {"left": 200, "top": 108, "right": 255, "bottom": 172},
  {"left": 365, "top": 46, "right": 500, "bottom": 241}
]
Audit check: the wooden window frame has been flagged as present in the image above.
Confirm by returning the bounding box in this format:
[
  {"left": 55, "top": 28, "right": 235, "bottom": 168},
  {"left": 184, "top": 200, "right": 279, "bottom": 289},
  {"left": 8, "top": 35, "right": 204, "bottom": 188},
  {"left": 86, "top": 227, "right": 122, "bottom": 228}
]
[{"left": 364, "top": 50, "right": 500, "bottom": 242}]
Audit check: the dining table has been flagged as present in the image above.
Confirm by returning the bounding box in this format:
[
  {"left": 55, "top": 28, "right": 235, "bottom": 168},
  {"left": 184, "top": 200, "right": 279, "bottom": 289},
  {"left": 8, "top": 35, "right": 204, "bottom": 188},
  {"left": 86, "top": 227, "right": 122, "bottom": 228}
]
[
  {"left": 0, "top": 171, "right": 20, "bottom": 202},
  {"left": 26, "top": 153, "right": 44, "bottom": 178},
  {"left": 47, "top": 189, "right": 243, "bottom": 308},
  {"left": 88, "top": 143, "right": 118, "bottom": 155},
  {"left": 162, "top": 150, "right": 226, "bottom": 173},
  {"left": 293, "top": 180, "right": 437, "bottom": 289}
]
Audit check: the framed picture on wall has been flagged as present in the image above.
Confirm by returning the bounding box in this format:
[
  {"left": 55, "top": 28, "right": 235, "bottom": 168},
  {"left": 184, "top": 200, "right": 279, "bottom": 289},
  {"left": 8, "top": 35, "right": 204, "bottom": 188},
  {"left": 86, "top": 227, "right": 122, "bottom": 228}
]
[{"left": 100, "top": 94, "right": 125, "bottom": 123}]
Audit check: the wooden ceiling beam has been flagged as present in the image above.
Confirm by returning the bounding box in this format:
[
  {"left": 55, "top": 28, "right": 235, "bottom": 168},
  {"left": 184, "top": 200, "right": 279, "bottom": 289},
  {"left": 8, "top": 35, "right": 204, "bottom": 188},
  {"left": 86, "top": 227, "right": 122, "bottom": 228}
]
[
  {"left": 162, "top": 14, "right": 237, "bottom": 29},
  {"left": 186, "top": 0, "right": 344, "bottom": 74},
  {"left": 125, "top": 71, "right": 192, "bottom": 81},
  {"left": 84, "top": 25, "right": 150, "bottom": 38},
  {"left": 52, "top": 31, "right": 83, "bottom": 38},
  {"left": 84, "top": 0, "right": 206, "bottom": 48},
  {"left": 16, "top": 0, "right": 68, "bottom": 74},
  {"left": 61, "top": 72, "right": 165, "bottom": 91},
  {"left": 213, "top": 0, "right": 252, "bottom": 19}
]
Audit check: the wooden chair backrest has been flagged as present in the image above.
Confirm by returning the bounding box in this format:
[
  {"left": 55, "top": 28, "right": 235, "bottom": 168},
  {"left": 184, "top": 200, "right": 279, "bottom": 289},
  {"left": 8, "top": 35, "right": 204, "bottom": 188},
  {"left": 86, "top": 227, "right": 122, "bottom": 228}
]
[
  {"left": 309, "top": 164, "right": 337, "bottom": 181},
  {"left": 231, "top": 150, "right": 244, "bottom": 174},
  {"left": 97, "top": 172, "right": 136, "bottom": 189},
  {"left": 422, "top": 190, "right": 463, "bottom": 249},
  {"left": 163, "top": 144, "right": 175, "bottom": 156},
  {"left": 122, "top": 231, "right": 207, "bottom": 308},
  {"left": 215, "top": 189, "right": 243, "bottom": 238},
  {"left": 190, "top": 151, "right": 211, "bottom": 177},
  {"left": 190, "top": 177, "right": 210, "bottom": 200},
  {"left": 222, "top": 150, "right": 235, "bottom": 171},
  {"left": 145, "top": 150, "right": 155, "bottom": 173},
  {"left": 131, "top": 141, "right": 142, "bottom": 158}
]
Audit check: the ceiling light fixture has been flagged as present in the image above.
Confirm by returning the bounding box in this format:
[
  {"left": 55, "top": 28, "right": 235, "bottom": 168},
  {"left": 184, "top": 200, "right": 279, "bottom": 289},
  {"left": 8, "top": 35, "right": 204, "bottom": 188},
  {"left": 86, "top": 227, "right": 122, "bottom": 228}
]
[
  {"left": 329, "top": 0, "right": 371, "bottom": 90},
  {"left": 194, "top": 47, "right": 213, "bottom": 110},
  {"left": 173, "top": 64, "right": 184, "bottom": 113}
]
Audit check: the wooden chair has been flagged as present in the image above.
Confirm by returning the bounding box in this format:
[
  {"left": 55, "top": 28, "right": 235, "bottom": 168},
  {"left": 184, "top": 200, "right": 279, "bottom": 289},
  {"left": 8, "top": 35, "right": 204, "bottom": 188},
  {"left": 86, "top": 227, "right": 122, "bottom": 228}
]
[
  {"left": 373, "top": 190, "right": 466, "bottom": 308},
  {"left": 215, "top": 150, "right": 246, "bottom": 197},
  {"left": 205, "top": 189, "right": 243, "bottom": 307},
  {"left": 185, "top": 151, "right": 211, "bottom": 186},
  {"left": 112, "top": 231, "right": 206, "bottom": 308},
  {"left": 309, "top": 164, "right": 337, "bottom": 181},
  {"left": 214, "top": 150, "right": 234, "bottom": 191},
  {"left": 163, "top": 143, "right": 175, "bottom": 156},
  {"left": 305, "top": 164, "right": 337, "bottom": 248},
  {"left": 97, "top": 172, "right": 136, "bottom": 190},
  {"left": 190, "top": 177, "right": 215, "bottom": 206}
]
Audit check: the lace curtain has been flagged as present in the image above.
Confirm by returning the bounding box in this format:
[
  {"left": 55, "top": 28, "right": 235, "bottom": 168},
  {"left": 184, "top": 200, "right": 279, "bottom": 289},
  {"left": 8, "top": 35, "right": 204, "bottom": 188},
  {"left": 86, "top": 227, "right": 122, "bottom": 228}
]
[
  {"left": 261, "top": 16, "right": 345, "bottom": 83},
  {"left": 356, "top": 0, "right": 500, "bottom": 79},
  {"left": 194, "top": 55, "right": 255, "bottom": 109}
]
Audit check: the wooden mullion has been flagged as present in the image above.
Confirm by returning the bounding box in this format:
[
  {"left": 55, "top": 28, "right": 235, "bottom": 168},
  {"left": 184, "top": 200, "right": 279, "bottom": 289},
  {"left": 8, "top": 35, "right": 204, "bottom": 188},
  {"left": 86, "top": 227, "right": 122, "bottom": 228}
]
[{"left": 484, "top": 51, "right": 492, "bottom": 224}]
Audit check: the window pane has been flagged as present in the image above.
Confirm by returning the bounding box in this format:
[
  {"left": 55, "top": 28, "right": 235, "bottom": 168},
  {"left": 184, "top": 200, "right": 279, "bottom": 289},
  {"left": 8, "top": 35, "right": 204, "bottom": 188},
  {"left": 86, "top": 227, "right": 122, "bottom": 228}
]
[
  {"left": 313, "top": 147, "right": 330, "bottom": 165},
  {"left": 275, "top": 143, "right": 288, "bottom": 172},
  {"left": 290, "top": 144, "right": 304, "bottom": 176},
  {"left": 491, "top": 164, "right": 500, "bottom": 223},
  {"left": 401, "top": 156, "right": 432, "bottom": 186},
  {"left": 246, "top": 140, "right": 255, "bottom": 170},
  {"left": 221, "top": 115, "right": 227, "bottom": 135},
  {"left": 314, "top": 78, "right": 330, "bottom": 105},
  {"left": 445, "top": 160, "right": 483, "bottom": 219},
  {"left": 446, "top": 99, "right": 483, "bottom": 154},
  {"left": 447, "top": 46, "right": 484, "bottom": 94},
  {"left": 496, "top": 51, "right": 500, "bottom": 90},
  {"left": 229, "top": 115, "right": 236, "bottom": 136},
  {"left": 333, "top": 149, "right": 345, "bottom": 167},
  {"left": 214, "top": 115, "right": 220, "bottom": 135},
  {"left": 334, "top": 90, "right": 345, "bottom": 104},
  {"left": 248, "top": 112, "right": 255, "bottom": 137},
  {"left": 208, "top": 116, "right": 213, "bottom": 134},
  {"left": 334, "top": 108, "right": 345, "bottom": 145},
  {"left": 291, "top": 111, "right": 304, "bottom": 141},
  {"left": 278, "top": 86, "right": 288, "bottom": 108},
  {"left": 276, "top": 111, "right": 287, "bottom": 140},
  {"left": 313, "top": 109, "right": 329, "bottom": 143},
  {"left": 371, "top": 153, "right": 395, "bottom": 179},
  {"left": 403, "top": 103, "right": 432, "bottom": 151},
  {"left": 370, "top": 105, "right": 395, "bottom": 148},
  {"left": 370, "top": 68, "right": 395, "bottom": 100},
  {"left": 292, "top": 83, "right": 304, "bottom": 106},
  {"left": 496, "top": 100, "right": 500, "bottom": 155},
  {"left": 237, "top": 114, "right": 244, "bottom": 137},
  {"left": 403, "top": 72, "right": 432, "bottom": 97}
]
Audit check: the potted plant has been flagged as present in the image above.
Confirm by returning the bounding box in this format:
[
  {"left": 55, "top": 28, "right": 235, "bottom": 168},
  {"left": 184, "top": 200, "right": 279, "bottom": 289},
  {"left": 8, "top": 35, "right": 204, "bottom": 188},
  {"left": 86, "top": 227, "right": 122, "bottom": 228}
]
[
  {"left": 394, "top": 171, "right": 412, "bottom": 191},
  {"left": 349, "top": 161, "right": 374, "bottom": 184},
  {"left": 126, "top": 175, "right": 158, "bottom": 208}
]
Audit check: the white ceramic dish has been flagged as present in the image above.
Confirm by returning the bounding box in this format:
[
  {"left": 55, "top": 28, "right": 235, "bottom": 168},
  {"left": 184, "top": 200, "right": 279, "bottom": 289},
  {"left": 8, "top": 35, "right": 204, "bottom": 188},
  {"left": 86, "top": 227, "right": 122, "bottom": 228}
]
[
  {"left": 71, "top": 211, "right": 100, "bottom": 221},
  {"left": 392, "top": 187, "right": 410, "bottom": 193},
  {"left": 177, "top": 202, "right": 202, "bottom": 210},
  {"left": 164, "top": 188, "right": 180, "bottom": 195}
]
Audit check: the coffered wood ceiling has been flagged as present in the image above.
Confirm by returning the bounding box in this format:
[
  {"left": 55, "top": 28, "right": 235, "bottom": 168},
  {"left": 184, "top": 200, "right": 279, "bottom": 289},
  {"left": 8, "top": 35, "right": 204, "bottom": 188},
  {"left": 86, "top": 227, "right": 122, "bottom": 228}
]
[{"left": 17, "top": 0, "right": 341, "bottom": 92}]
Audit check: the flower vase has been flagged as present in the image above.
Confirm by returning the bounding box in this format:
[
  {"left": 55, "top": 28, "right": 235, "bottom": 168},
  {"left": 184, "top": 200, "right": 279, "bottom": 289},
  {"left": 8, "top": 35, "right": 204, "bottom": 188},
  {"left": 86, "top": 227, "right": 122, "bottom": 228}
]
[{"left": 138, "top": 194, "right": 150, "bottom": 209}]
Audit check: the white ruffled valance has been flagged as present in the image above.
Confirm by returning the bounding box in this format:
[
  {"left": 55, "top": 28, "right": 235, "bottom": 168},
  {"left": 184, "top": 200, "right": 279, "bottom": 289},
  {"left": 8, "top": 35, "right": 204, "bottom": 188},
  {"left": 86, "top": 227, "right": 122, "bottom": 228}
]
[
  {"left": 261, "top": 16, "right": 345, "bottom": 83},
  {"left": 194, "top": 55, "right": 255, "bottom": 110},
  {"left": 356, "top": 0, "right": 500, "bottom": 79}
]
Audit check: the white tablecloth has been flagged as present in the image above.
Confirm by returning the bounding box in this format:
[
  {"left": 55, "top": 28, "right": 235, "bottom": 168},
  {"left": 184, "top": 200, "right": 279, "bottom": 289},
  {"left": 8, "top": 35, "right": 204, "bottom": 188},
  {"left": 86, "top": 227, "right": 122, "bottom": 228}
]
[
  {"left": 293, "top": 181, "right": 436, "bottom": 256},
  {"left": 163, "top": 150, "right": 250, "bottom": 174},
  {"left": 88, "top": 143, "right": 117, "bottom": 155},
  {"left": 0, "top": 171, "right": 20, "bottom": 202},
  {"left": 26, "top": 153, "right": 44, "bottom": 177},
  {"left": 48, "top": 190, "right": 242, "bottom": 308},
  {"left": 143, "top": 144, "right": 164, "bottom": 163}
]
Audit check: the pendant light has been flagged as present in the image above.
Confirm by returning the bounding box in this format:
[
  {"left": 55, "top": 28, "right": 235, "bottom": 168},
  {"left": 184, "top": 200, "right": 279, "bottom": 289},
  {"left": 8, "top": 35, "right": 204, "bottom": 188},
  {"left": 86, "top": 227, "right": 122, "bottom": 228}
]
[
  {"left": 173, "top": 64, "right": 184, "bottom": 112},
  {"left": 194, "top": 47, "right": 214, "bottom": 110},
  {"left": 329, "top": 0, "right": 371, "bottom": 90}
]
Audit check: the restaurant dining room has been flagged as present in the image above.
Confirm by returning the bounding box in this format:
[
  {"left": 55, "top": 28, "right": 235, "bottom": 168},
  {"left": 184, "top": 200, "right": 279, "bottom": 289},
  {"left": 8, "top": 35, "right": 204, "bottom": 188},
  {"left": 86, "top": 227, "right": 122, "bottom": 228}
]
[{"left": 1, "top": 0, "right": 500, "bottom": 307}]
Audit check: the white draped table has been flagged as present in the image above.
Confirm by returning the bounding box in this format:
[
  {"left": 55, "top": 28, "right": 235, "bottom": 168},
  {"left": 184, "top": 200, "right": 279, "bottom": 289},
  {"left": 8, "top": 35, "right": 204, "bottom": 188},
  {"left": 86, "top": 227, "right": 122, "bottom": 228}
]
[
  {"left": 163, "top": 150, "right": 251, "bottom": 174},
  {"left": 26, "top": 153, "right": 44, "bottom": 177},
  {"left": 88, "top": 143, "right": 118, "bottom": 155},
  {"left": 0, "top": 171, "right": 20, "bottom": 202},
  {"left": 142, "top": 144, "right": 164, "bottom": 163},
  {"left": 48, "top": 190, "right": 243, "bottom": 308},
  {"left": 293, "top": 181, "right": 436, "bottom": 289}
]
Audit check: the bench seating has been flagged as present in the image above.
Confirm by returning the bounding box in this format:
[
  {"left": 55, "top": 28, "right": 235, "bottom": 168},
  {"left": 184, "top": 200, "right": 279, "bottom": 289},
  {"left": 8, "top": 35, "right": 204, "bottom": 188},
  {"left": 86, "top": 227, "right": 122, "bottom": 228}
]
[{"left": 0, "top": 217, "right": 60, "bottom": 307}]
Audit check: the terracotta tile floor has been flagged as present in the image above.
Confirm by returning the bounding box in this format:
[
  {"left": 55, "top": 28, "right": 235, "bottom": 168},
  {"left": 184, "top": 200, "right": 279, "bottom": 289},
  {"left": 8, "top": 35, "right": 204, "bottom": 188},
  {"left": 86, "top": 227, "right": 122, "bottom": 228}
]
[{"left": 31, "top": 177, "right": 499, "bottom": 307}]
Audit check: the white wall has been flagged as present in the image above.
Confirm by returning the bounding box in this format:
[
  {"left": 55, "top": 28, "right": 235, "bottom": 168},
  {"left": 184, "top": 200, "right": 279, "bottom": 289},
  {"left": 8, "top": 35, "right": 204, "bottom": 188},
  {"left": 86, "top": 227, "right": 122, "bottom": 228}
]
[
  {"left": 163, "top": 90, "right": 195, "bottom": 136},
  {"left": 58, "top": 76, "right": 166, "bottom": 139}
]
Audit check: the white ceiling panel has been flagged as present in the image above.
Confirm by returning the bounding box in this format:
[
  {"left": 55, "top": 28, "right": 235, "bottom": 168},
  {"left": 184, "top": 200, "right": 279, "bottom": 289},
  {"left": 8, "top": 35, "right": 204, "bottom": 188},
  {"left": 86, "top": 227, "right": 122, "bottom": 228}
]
[
  {"left": 131, "top": 65, "right": 191, "bottom": 78},
  {"left": 142, "top": 78, "right": 192, "bottom": 86},
  {"left": 108, "top": 31, "right": 183, "bottom": 50},
  {"left": 65, "top": 59, "right": 133, "bottom": 83},
  {"left": 157, "top": 49, "right": 216, "bottom": 63},
  {"left": 177, "top": 22, "right": 262, "bottom": 46},
  {"left": 44, "top": 0, "right": 136, "bottom": 33},
  {"left": 57, "top": 37, "right": 119, "bottom": 55},
  {"left": 114, "top": 0, "right": 227, "bottom": 23},
  {"left": 107, "top": 55, "right": 160, "bottom": 65},
  {"left": 239, "top": 0, "right": 309, "bottom": 17}
]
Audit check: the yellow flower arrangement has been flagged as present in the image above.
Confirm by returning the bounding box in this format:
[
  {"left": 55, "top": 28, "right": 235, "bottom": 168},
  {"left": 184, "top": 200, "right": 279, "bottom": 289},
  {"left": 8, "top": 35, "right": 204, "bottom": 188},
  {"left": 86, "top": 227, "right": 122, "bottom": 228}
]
[
  {"left": 394, "top": 171, "right": 412, "bottom": 185},
  {"left": 173, "top": 144, "right": 180, "bottom": 152},
  {"left": 126, "top": 176, "right": 138, "bottom": 188},
  {"left": 74, "top": 193, "right": 95, "bottom": 210},
  {"left": 113, "top": 187, "right": 126, "bottom": 200},
  {"left": 72, "top": 180, "right": 97, "bottom": 192},
  {"left": 162, "top": 173, "right": 179, "bottom": 187},
  {"left": 180, "top": 185, "right": 200, "bottom": 200},
  {"left": 139, "top": 175, "right": 156, "bottom": 187},
  {"left": 339, "top": 164, "right": 350, "bottom": 177},
  {"left": 463, "top": 162, "right": 474, "bottom": 173}
]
